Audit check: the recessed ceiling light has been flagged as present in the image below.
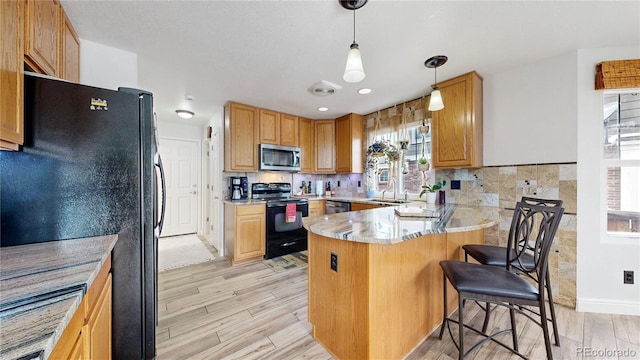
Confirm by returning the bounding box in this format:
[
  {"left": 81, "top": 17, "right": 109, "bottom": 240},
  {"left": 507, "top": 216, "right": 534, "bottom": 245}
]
[
  {"left": 318, "top": 107, "right": 329, "bottom": 112},
  {"left": 175, "top": 110, "right": 194, "bottom": 119},
  {"left": 358, "top": 88, "right": 372, "bottom": 95}
]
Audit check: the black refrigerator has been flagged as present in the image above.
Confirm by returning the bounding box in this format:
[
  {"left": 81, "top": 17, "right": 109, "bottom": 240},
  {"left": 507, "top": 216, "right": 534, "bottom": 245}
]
[{"left": 0, "top": 73, "right": 165, "bottom": 359}]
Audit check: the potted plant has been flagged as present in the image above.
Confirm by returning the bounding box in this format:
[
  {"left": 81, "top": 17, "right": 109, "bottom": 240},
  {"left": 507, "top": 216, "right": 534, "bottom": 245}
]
[
  {"left": 418, "top": 157, "right": 430, "bottom": 171},
  {"left": 419, "top": 178, "right": 446, "bottom": 203}
]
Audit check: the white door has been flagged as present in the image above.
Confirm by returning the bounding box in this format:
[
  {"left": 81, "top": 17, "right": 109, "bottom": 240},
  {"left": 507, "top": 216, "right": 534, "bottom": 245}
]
[{"left": 159, "top": 138, "right": 200, "bottom": 237}]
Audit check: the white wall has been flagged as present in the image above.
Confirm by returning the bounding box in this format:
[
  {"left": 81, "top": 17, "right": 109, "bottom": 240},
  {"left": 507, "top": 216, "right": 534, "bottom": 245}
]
[
  {"left": 484, "top": 52, "right": 577, "bottom": 166},
  {"left": 79, "top": 39, "right": 138, "bottom": 90},
  {"left": 576, "top": 46, "right": 640, "bottom": 315},
  {"left": 157, "top": 120, "right": 203, "bottom": 141}
]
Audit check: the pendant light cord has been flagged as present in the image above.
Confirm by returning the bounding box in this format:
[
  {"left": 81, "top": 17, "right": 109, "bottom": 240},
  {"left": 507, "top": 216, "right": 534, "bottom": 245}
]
[{"left": 352, "top": 10, "right": 356, "bottom": 44}]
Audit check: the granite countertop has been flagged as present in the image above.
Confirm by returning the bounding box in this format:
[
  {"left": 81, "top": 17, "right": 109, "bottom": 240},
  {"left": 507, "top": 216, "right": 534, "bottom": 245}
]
[
  {"left": 0, "top": 235, "right": 118, "bottom": 360},
  {"left": 302, "top": 203, "right": 499, "bottom": 245},
  {"left": 223, "top": 199, "right": 267, "bottom": 205}
]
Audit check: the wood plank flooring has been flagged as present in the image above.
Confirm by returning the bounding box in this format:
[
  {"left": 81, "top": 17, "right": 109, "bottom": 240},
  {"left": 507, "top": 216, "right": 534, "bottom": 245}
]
[{"left": 157, "top": 248, "right": 640, "bottom": 360}]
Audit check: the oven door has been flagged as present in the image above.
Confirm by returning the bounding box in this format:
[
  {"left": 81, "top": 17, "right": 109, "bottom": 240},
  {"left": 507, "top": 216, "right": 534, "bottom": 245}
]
[{"left": 265, "top": 202, "right": 309, "bottom": 259}]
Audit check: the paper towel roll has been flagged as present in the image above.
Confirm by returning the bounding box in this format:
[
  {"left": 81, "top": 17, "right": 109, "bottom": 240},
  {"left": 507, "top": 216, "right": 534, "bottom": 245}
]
[{"left": 315, "top": 181, "right": 323, "bottom": 196}]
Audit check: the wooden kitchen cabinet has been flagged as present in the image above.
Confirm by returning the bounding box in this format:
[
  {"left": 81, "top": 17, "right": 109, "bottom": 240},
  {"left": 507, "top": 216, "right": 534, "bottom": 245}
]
[
  {"left": 225, "top": 102, "right": 260, "bottom": 172},
  {"left": 83, "top": 257, "right": 112, "bottom": 359},
  {"left": 314, "top": 120, "right": 335, "bottom": 173},
  {"left": 259, "top": 109, "right": 280, "bottom": 145},
  {"left": 59, "top": 8, "right": 79, "bottom": 83},
  {"left": 351, "top": 202, "right": 385, "bottom": 211},
  {"left": 224, "top": 203, "right": 266, "bottom": 265},
  {"left": 299, "top": 118, "right": 315, "bottom": 173},
  {"left": 1, "top": 0, "right": 24, "bottom": 150},
  {"left": 308, "top": 200, "right": 326, "bottom": 217},
  {"left": 259, "top": 110, "right": 299, "bottom": 147},
  {"left": 431, "top": 71, "right": 483, "bottom": 169},
  {"left": 50, "top": 255, "right": 112, "bottom": 360},
  {"left": 24, "top": 0, "right": 60, "bottom": 76},
  {"left": 335, "top": 113, "right": 364, "bottom": 173},
  {"left": 279, "top": 113, "right": 299, "bottom": 147}
]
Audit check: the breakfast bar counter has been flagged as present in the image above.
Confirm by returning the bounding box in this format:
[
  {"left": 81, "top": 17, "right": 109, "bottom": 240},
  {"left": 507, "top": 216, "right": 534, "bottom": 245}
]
[{"left": 302, "top": 204, "right": 499, "bottom": 360}]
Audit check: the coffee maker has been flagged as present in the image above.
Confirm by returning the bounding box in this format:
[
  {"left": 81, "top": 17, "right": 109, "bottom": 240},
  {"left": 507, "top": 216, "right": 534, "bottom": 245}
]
[{"left": 229, "top": 176, "right": 248, "bottom": 200}]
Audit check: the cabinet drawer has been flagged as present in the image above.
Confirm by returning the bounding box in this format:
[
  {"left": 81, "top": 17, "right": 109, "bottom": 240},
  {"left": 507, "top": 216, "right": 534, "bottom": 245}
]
[{"left": 236, "top": 204, "right": 265, "bottom": 216}]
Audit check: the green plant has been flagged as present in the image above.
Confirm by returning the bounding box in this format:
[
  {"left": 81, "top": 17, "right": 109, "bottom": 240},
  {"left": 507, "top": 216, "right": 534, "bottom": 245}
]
[
  {"left": 418, "top": 157, "right": 428, "bottom": 165},
  {"left": 419, "top": 178, "right": 446, "bottom": 197}
]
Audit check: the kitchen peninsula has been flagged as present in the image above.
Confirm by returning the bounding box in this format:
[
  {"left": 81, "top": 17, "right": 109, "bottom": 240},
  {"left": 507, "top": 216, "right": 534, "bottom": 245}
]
[{"left": 303, "top": 204, "right": 499, "bottom": 360}]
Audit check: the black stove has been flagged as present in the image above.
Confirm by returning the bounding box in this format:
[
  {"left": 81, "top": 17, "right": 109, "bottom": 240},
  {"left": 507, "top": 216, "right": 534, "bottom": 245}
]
[
  {"left": 252, "top": 182, "right": 309, "bottom": 258},
  {"left": 251, "top": 182, "right": 308, "bottom": 207}
]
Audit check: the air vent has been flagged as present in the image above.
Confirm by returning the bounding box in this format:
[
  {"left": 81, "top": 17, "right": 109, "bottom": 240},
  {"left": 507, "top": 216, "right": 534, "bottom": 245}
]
[{"left": 310, "top": 80, "right": 342, "bottom": 96}]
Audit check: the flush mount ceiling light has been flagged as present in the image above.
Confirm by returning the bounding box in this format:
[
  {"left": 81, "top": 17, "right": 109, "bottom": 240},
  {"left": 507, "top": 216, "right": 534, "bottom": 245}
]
[
  {"left": 340, "top": 0, "right": 367, "bottom": 83},
  {"left": 175, "top": 109, "right": 194, "bottom": 119},
  {"left": 425, "top": 55, "right": 448, "bottom": 111},
  {"left": 357, "top": 88, "right": 371, "bottom": 95},
  {"left": 318, "top": 107, "right": 329, "bottom": 112}
]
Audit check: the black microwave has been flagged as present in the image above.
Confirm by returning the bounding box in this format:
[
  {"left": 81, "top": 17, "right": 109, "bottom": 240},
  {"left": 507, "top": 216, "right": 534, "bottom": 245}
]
[{"left": 259, "top": 144, "right": 301, "bottom": 172}]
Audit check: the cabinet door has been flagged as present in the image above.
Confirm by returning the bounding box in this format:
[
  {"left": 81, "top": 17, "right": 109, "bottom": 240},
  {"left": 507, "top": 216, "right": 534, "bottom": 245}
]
[
  {"left": 314, "top": 120, "right": 335, "bottom": 173},
  {"left": 225, "top": 102, "right": 259, "bottom": 171},
  {"left": 299, "top": 118, "right": 315, "bottom": 173},
  {"left": 25, "top": 0, "right": 59, "bottom": 76},
  {"left": 431, "top": 71, "right": 483, "bottom": 169},
  {"left": 259, "top": 109, "right": 280, "bottom": 145},
  {"left": 335, "top": 113, "right": 363, "bottom": 173},
  {"left": 280, "top": 113, "right": 299, "bottom": 147},
  {"left": 307, "top": 200, "right": 326, "bottom": 217},
  {"left": 60, "top": 9, "right": 79, "bottom": 83},
  {"left": 235, "top": 207, "right": 265, "bottom": 260},
  {"left": 0, "top": 0, "right": 24, "bottom": 150},
  {"left": 85, "top": 274, "right": 112, "bottom": 359}
]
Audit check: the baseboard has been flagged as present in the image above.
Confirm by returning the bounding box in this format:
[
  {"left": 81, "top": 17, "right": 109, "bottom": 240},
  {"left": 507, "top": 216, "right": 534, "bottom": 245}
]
[{"left": 576, "top": 297, "right": 640, "bottom": 315}]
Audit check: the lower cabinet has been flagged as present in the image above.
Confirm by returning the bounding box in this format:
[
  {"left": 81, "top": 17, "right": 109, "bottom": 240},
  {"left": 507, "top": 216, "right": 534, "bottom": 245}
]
[
  {"left": 308, "top": 200, "right": 326, "bottom": 217},
  {"left": 224, "top": 203, "right": 266, "bottom": 265},
  {"left": 350, "top": 202, "right": 386, "bottom": 211},
  {"left": 50, "top": 255, "right": 112, "bottom": 359}
]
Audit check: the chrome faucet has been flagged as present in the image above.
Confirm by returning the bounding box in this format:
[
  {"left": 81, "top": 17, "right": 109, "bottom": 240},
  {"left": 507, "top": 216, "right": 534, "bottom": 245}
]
[
  {"left": 381, "top": 189, "right": 387, "bottom": 200},
  {"left": 388, "top": 178, "right": 397, "bottom": 200}
]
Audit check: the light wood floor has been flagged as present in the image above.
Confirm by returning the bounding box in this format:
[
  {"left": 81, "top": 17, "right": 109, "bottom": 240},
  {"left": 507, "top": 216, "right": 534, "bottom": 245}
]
[{"left": 156, "top": 250, "right": 640, "bottom": 360}]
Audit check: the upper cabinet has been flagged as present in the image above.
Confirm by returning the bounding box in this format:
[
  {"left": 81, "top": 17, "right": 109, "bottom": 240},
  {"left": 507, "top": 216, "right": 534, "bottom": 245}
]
[
  {"left": 299, "top": 118, "right": 315, "bottom": 173},
  {"left": 335, "top": 113, "right": 363, "bottom": 173},
  {"left": 225, "top": 102, "right": 259, "bottom": 172},
  {"left": 24, "top": 0, "right": 80, "bottom": 81},
  {"left": 314, "top": 120, "right": 335, "bottom": 173},
  {"left": 431, "top": 71, "right": 483, "bottom": 169},
  {"left": 59, "top": 8, "right": 79, "bottom": 83},
  {"left": 1, "top": 0, "right": 25, "bottom": 150},
  {"left": 24, "top": 0, "right": 60, "bottom": 76},
  {"left": 259, "top": 109, "right": 299, "bottom": 147},
  {"left": 259, "top": 109, "right": 280, "bottom": 144},
  {"left": 279, "top": 113, "right": 299, "bottom": 147}
]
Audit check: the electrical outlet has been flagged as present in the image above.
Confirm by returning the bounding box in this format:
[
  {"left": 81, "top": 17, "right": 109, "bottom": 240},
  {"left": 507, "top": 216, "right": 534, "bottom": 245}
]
[
  {"left": 330, "top": 252, "right": 338, "bottom": 272},
  {"left": 624, "top": 270, "right": 634, "bottom": 284}
]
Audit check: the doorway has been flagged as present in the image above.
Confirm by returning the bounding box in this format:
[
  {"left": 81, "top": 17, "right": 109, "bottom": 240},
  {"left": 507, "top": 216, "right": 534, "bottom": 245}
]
[{"left": 158, "top": 137, "right": 201, "bottom": 237}]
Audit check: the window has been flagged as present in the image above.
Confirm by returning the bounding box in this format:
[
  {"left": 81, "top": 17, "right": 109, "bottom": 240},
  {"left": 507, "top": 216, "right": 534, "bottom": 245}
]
[
  {"left": 603, "top": 92, "right": 640, "bottom": 236},
  {"left": 367, "top": 120, "right": 433, "bottom": 194}
]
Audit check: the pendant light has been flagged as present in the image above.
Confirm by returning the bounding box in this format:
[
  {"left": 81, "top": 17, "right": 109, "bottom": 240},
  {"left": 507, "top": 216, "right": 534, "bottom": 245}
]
[
  {"left": 340, "top": 0, "right": 367, "bottom": 83},
  {"left": 425, "top": 55, "right": 448, "bottom": 111}
]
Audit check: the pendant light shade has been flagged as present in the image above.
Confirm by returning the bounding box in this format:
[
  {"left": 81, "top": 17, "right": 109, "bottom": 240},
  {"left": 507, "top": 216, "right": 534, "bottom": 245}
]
[
  {"left": 344, "top": 43, "right": 365, "bottom": 83},
  {"left": 424, "top": 55, "right": 448, "bottom": 111},
  {"left": 340, "top": 0, "right": 367, "bottom": 83},
  {"left": 428, "top": 88, "right": 444, "bottom": 111}
]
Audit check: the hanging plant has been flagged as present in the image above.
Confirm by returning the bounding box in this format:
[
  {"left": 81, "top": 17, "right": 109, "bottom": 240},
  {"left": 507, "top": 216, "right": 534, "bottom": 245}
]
[{"left": 366, "top": 111, "right": 388, "bottom": 157}]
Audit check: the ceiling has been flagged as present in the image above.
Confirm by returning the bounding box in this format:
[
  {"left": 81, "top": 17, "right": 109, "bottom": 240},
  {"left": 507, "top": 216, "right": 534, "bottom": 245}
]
[{"left": 60, "top": 0, "right": 639, "bottom": 126}]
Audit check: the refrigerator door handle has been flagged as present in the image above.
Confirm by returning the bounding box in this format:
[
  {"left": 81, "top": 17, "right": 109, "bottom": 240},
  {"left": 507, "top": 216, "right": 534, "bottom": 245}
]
[{"left": 155, "top": 152, "right": 167, "bottom": 236}]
